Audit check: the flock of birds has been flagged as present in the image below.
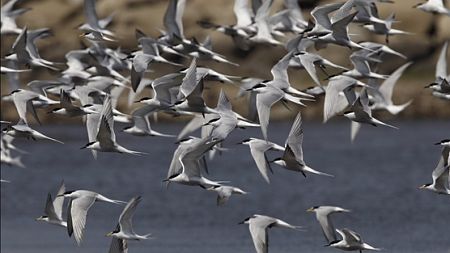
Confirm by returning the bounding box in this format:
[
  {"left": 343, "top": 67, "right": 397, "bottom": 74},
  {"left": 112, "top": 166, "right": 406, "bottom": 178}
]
[{"left": 1, "top": 0, "right": 449, "bottom": 252}]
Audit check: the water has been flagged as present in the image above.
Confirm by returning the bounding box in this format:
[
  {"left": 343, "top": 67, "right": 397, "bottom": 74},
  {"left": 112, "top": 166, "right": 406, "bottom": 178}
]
[{"left": 1, "top": 120, "right": 449, "bottom": 253}]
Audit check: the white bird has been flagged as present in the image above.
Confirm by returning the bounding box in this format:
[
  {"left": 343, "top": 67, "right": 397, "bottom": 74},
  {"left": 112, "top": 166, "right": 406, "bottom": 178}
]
[
  {"left": 328, "top": 228, "right": 381, "bottom": 252},
  {"left": 239, "top": 138, "right": 284, "bottom": 183},
  {"left": 363, "top": 13, "right": 412, "bottom": 43},
  {"left": 2, "top": 119, "right": 63, "bottom": 144},
  {"left": 239, "top": 214, "right": 300, "bottom": 253},
  {"left": 251, "top": 82, "right": 307, "bottom": 140},
  {"left": 342, "top": 54, "right": 388, "bottom": 80},
  {"left": 36, "top": 181, "right": 67, "bottom": 228},
  {"left": 369, "top": 62, "right": 413, "bottom": 115},
  {"left": 122, "top": 106, "right": 175, "bottom": 138},
  {"left": 59, "top": 189, "right": 126, "bottom": 245},
  {"left": 1, "top": 0, "right": 29, "bottom": 35},
  {"left": 249, "top": 0, "right": 282, "bottom": 46},
  {"left": 419, "top": 144, "right": 449, "bottom": 195},
  {"left": 207, "top": 185, "right": 248, "bottom": 206},
  {"left": 79, "top": 0, "right": 116, "bottom": 41},
  {"left": 426, "top": 41, "right": 450, "bottom": 97},
  {"left": 413, "top": 0, "right": 450, "bottom": 15},
  {"left": 49, "top": 90, "right": 98, "bottom": 117},
  {"left": 343, "top": 88, "right": 398, "bottom": 138},
  {"left": 106, "top": 196, "right": 152, "bottom": 253},
  {"left": 164, "top": 137, "right": 224, "bottom": 188},
  {"left": 306, "top": 206, "right": 351, "bottom": 243},
  {"left": 272, "top": 113, "right": 334, "bottom": 177},
  {"left": 293, "top": 51, "right": 348, "bottom": 86},
  {"left": 81, "top": 96, "right": 147, "bottom": 155},
  {"left": 323, "top": 75, "right": 368, "bottom": 123},
  {"left": 9, "top": 88, "right": 59, "bottom": 125}
]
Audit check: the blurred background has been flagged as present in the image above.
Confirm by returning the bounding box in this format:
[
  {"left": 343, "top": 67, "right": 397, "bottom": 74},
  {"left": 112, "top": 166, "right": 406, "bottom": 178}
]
[{"left": 1, "top": 0, "right": 449, "bottom": 122}]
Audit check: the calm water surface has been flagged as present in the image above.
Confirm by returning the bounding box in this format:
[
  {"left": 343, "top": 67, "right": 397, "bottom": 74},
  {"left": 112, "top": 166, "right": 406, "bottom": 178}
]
[{"left": 1, "top": 120, "right": 450, "bottom": 253}]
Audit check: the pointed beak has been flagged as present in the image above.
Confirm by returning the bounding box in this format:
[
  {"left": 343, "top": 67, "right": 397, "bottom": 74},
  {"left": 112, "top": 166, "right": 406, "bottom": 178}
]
[
  {"left": 105, "top": 232, "right": 113, "bottom": 237},
  {"left": 238, "top": 221, "right": 245, "bottom": 225},
  {"left": 306, "top": 207, "right": 314, "bottom": 212},
  {"left": 56, "top": 194, "right": 64, "bottom": 197},
  {"left": 162, "top": 178, "right": 170, "bottom": 182}
]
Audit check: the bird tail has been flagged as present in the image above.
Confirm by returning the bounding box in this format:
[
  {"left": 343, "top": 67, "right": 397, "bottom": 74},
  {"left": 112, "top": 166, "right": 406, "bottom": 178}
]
[
  {"left": 362, "top": 243, "right": 381, "bottom": 251},
  {"left": 143, "top": 233, "right": 153, "bottom": 239},
  {"left": 371, "top": 118, "right": 399, "bottom": 130},
  {"left": 303, "top": 165, "right": 334, "bottom": 177},
  {"left": 35, "top": 132, "right": 64, "bottom": 144}
]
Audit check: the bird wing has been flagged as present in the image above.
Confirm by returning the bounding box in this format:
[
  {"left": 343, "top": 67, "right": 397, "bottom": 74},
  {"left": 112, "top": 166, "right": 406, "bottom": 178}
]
[
  {"left": 180, "top": 156, "right": 202, "bottom": 178},
  {"left": 331, "top": 11, "right": 357, "bottom": 40},
  {"left": 249, "top": 141, "right": 273, "bottom": 183},
  {"left": 330, "top": 0, "right": 355, "bottom": 23},
  {"left": 436, "top": 41, "right": 448, "bottom": 79},
  {"left": 353, "top": 88, "right": 371, "bottom": 117},
  {"left": 178, "top": 59, "right": 198, "bottom": 99},
  {"left": 324, "top": 76, "right": 354, "bottom": 122},
  {"left": 119, "top": 196, "right": 142, "bottom": 234},
  {"left": 432, "top": 147, "right": 450, "bottom": 182},
  {"left": 67, "top": 196, "right": 97, "bottom": 245},
  {"left": 53, "top": 181, "right": 66, "bottom": 221},
  {"left": 298, "top": 54, "right": 321, "bottom": 86},
  {"left": 337, "top": 228, "right": 362, "bottom": 244},
  {"left": 285, "top": 113, "right": 304, "bottom": 163},
  {"left": 108, "top": 237, "right": 128, "bottom": 253},
  {"left": 311, "top": 3, "right": 342, "bottom": 29},
  {"left": 44, "top": 193, "right": 59, "bottom": 220},
  {"left": 167, "top": 145, "right": 185, "bottom": 179},
  {"left": 132, "top": 107, "right": 152, "bottom": 133},
  {"left": 317, "top": 212, "right": 337, "bottom": 243},
  {"left": 249, "top": 221, "right": 270, "bottom": 253},
  {"left": 256, "top": 87, "right": 283, "bottom": 140},
  {"left": 271, "top": 52, "right": 292, "bottom": 84},
  {"left": 378, "top": 62, "right": 412, "bottom": 103},
  {"left": 350, "top": 55, "right": 371, "bottom": 75},
  {"left": 97, "top": 96, "right": 116, "bottom": 145},
  {"left": 234, "top": 0, "right": 253, "bottom": 27},
  {"left": 163, "top": 0, "right": 186, "bottom": 39},
  {"left": 84, "top": 0, "right": 100, "bottom": 30},
  {"left": 216, "top": 89, "right": 233, "bottom": 112},
  {"left": 60, "top": 89, "right": 75, "bottom": 109}
]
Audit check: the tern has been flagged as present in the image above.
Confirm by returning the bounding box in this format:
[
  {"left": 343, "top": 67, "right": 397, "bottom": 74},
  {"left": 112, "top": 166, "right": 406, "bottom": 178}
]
[
  {"left": 239, "top": 214, "right": 300, "bottom": 253},
  {"left": 306, "top": 206, "right": 351, "bottom": 243},
  {"left": 9, "top": 88, "right": 59, "bottom": 125},
  {"left": 79, "top": 0, "right": 116, "bottom": 41},
  {"left": 413, "top": 0, "right": 450, "bottom": 15},
  {"left": 323, "top": 75, "right": 368, "bottom": 123},
  {"left": 81, "top": 96, "right": 147, "bottom": 155},
  {"left": 207, "top": 185, "right": 248, "bottom": 206},
  {"left": 123, "top": 106, "right": 175, "bottom": 138},
  {"left": 419, "top": 144, "right": 450, "bottom": 195},
  {"left": 328, "top": 228, "right": 381, "bottom": 252},
  {"left": 106, "top": 196, "right": 152, "bottom": 253},
  {"left": 5, "top": 27, "right": 60, "bottom": 71},
  {"left": 344, "top": 88, "right": 398, "bottom": 129},
  {"left": 50, "top": 90, "right": 97, "bottom": 117},
  {"left": 238, "top": 138, "right": 284, "bottom": 183},
  {"left": 1, "top": 0, "right": 29, "bottom": 35},
  {"left": 165, "top": 137, "right": 224, "bottom": 188},
  {"left": 2, "top": 119, "right": 63, "bottom": 144},
  {"left": 272, "top": 113, "right": 334, "bottom": 177},
  {"left": 59, "top": 189, "right": 126, "bottom": 245},
  {"left": 369, "top": 62, "right": 413, "bottom": 115},
  {"left": 36, "top": 181, "right": 67, "bottom": 228}
]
